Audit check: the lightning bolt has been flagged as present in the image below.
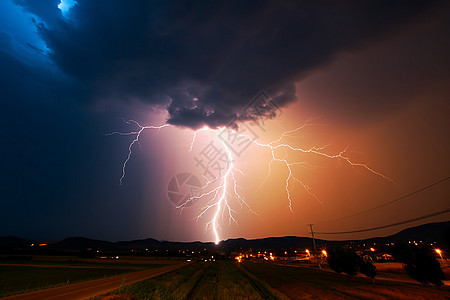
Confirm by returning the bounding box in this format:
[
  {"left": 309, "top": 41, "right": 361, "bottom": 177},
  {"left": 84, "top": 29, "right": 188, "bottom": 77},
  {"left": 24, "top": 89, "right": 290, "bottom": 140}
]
[
  {"left": 209, "top": 142, "right": 232, "bottom": 245},
  {"left": 248, "top": 124, "right": 395, "bottom": 210},
  {"left": 106, "top": 118, "right": 169, "bottom": 185},
  {"left": 110, "top": 117, "right": 392, "bottom": 244},
  {"left": 179, "top": 134, "right": 255, "bottom": 245},
  {"left": 188, "top": 126, "right": 209, "bottom": 152}
]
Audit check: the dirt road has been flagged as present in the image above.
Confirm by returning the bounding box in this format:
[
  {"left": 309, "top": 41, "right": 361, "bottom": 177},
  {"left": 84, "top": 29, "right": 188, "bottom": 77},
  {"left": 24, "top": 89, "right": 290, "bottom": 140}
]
[{"left": 3, "top": 262, "right": 189, "bottom": 300}]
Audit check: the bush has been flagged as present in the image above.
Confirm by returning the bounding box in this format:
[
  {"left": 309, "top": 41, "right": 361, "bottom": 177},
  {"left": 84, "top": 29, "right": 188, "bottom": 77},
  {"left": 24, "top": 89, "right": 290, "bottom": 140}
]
[{"left": 392, "top": 240, "right": 444, "bottom": 286}]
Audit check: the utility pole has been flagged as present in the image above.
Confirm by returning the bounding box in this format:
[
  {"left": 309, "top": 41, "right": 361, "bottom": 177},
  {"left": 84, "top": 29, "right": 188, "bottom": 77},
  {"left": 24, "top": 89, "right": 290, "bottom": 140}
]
[{"left": 309, "top": 224, "right": 321, "bottom": 268}]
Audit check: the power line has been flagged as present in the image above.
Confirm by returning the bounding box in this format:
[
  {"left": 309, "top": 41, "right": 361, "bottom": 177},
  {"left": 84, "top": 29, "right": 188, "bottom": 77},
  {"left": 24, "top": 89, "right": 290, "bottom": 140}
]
[
  {"left": 317, "top": 176, "right": 450, "bottom": 225},
  {"left": 315, "top": 208, "right": 450, "bottom": 235}
]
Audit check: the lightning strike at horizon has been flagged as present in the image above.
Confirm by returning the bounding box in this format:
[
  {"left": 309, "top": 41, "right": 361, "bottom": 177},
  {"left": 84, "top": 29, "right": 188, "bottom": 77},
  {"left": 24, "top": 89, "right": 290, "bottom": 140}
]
[
  {"left": 110, "top": 117, "right": 392, "bottom": 244},
  {"left": 178, "top": 133, "right": 253, "bottom": 245},
  {"left": 209, "top": 142, "right": 232, "bottom": 245}
]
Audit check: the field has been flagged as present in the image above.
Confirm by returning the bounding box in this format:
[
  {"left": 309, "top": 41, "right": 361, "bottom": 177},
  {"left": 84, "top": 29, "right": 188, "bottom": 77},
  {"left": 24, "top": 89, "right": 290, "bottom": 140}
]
[
  {"left": 0, "top": 265, "right": 135, "bottom": 297},
  {"left": 96, "top": 261, "right": 284, "bottom": 300},
  {"left": 242, "top": 263, "right": 450, "bottom": 299},
  {"left": 0, "top": 255, "right": 181, "bottom": 268},
  {"left": 96, "top": 261, "right": 450, "bottom": 300},
  {"left": 3, "top": 256, "right": 450, "bottom": 299},
  {"left": 0, "top": 255, "right": 170, "bottom": 298}
]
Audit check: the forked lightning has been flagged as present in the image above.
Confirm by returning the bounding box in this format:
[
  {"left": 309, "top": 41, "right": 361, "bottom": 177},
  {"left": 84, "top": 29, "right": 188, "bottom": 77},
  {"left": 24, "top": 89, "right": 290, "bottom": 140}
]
[{"left": 110, "top": 118, "right": 392, "bottom": 244}]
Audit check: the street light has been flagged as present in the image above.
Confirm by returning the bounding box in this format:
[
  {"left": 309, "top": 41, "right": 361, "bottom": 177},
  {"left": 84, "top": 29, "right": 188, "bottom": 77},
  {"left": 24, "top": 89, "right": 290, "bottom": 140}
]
[{"left": 435, "top": 249, "right": 443, "bottom": 259}]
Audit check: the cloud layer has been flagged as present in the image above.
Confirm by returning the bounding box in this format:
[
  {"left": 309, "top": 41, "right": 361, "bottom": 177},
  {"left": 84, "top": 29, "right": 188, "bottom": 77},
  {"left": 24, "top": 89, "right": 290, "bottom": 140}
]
[{"left": 12, "top": 0, "right": 442, "bottom": 129}]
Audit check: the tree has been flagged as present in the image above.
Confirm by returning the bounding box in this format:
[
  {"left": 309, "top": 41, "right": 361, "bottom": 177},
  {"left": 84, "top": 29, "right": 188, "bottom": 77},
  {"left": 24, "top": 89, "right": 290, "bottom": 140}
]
[
  {"left": 327, "top": 246, "right": 344, "bottom": 273},
  {"left": 444, "top": 226, "right": 450, "bottom": 247},
  {"left": 392, "top": 240, "right": 444, "bottom": 286},
  {"left": 327, "top": 246, "right": 360, "bottom": 276},
  {"left": 360, "top": 260, "right": 377, "bottom": 283}
]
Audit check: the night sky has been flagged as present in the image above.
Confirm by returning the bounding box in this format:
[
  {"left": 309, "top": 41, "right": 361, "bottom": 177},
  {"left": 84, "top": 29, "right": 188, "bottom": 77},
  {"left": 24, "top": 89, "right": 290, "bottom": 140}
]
[{"left": 1, "top": 0, "right": 449, "bottom": 243}]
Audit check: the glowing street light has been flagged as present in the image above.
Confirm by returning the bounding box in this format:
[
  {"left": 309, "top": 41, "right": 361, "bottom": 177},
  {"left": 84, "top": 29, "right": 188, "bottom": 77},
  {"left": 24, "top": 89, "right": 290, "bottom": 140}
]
[{"left": 435, "top": 249, "right": 443, "bottom": 259}]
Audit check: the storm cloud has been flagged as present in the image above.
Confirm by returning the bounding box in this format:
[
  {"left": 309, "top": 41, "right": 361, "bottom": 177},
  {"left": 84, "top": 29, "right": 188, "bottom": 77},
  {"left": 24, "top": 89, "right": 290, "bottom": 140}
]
[{"left": 13, "top": 0, "right": 443, "bottom": 129}]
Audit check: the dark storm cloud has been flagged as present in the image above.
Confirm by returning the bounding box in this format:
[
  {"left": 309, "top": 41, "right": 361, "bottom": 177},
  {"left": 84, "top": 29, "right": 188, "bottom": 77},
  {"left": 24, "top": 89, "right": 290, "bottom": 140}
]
[{"left": 15, "top": 0, "right": 442, "bottom": 129}]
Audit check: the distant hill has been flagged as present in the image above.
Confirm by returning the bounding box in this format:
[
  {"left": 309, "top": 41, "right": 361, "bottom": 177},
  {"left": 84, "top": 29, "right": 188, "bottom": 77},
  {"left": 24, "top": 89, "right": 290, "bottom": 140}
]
[
  {"left": 219, "top": 236, "right": 322, "bottom": 250},
  {"left": 46, "top": 237, "right": 117, "bottom": 251},
  {"left": 391, "top": 221, "right": 449, "bottom": 242},
  {"left": 1, "top": 220, "right": 448, "bottom": 252},
  {"left": 348, "top": 221, "right": 450, "bottom": 245},
  {"left": 0, "top": 236, "right": 34, "bottom": 250},
  {"left": 115, "top": 238, "right": 215, "bottom": 251}
]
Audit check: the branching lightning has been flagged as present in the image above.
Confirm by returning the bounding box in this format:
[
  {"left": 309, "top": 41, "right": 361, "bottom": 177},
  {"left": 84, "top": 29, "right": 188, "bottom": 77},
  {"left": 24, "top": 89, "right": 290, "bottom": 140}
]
[
  {"left": 110, "top": 117, "right": 392, "bottom": 244},
  {"left": 248, "top": 121, "right": 395, "bottom": 210},
  {"left": 105, "top": 119, "right": 169, "bottom": 185}
]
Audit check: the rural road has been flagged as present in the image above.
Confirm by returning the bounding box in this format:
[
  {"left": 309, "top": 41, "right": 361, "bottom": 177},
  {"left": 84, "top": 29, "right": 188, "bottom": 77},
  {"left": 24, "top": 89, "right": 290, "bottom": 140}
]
[{"left": 3, "top": 262, "right": 190, "bottom": 300}]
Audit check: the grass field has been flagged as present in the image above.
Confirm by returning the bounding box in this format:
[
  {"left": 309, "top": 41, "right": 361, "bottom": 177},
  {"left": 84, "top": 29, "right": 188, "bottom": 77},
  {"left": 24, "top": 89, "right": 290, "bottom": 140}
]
[
  {"left": 0, "top": 255, "right": 172, "bottom": 298},
  {"left": 242, "top": 263, "right": 450, "bottom": 299},
  {"left": 98, "top": 262, "right": 208, "bottom": 299},
  {"left": 97, "top": 261, "right": 284, "bottom": 300},
  {"left": 185, "top": 261, "right": 282, "bottom": 299},
  {"left": 0, "top": 255, "right": 173, "bottom": 268},
  {"left": 5, "top": 257, "right": 449, "bottom": 299},
  {"left": 0, "top": 265, "right": 136, "bottom": 298}
]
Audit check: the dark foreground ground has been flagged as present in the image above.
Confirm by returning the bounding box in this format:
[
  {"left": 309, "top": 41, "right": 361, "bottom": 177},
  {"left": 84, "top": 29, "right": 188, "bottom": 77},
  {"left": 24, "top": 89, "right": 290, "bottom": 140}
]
[
  {"left": 0, "top": 256, "right": 184, "bottom": 299},
  {"left": 242, "top": 263, "right": 450, "bottom": 299},
  {"left": 2, "top": 257, "right": 450, "bottom": 299},
  {"left": 95, "top": 261, "right": 450, "bottom": 300},
  {"left": 2, "top": 263, "right": 188, "bottom": 300}
]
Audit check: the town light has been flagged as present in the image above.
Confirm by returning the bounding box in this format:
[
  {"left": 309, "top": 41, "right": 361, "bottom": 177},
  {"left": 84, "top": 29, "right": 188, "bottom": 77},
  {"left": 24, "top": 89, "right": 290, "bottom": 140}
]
[{"left": 305, "top": 249, "right": 311, "bottom": 257}]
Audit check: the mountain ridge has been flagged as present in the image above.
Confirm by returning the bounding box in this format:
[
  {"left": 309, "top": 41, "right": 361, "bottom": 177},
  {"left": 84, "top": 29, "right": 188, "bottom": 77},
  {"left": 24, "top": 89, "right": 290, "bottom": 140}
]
[{"left": 1, "top": 220, "right": 448, "bottom": 252}]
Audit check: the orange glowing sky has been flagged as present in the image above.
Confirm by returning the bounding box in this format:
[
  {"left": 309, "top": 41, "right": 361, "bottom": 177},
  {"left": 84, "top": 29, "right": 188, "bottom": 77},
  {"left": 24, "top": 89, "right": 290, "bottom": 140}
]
[{"left": 133, "top": 11, "right": 449, "bottom": 242}]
